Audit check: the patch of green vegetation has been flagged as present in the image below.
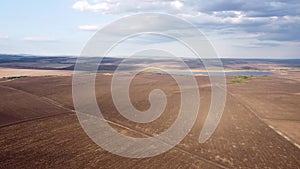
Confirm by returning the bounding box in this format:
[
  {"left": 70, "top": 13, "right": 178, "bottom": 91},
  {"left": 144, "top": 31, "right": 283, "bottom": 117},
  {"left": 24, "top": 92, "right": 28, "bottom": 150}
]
[
  {"left": 229, "top": 75, "right": 253, "bottom": 84},
  {"left": 3, "top": 76, "right": 29, "bottom": 80}
]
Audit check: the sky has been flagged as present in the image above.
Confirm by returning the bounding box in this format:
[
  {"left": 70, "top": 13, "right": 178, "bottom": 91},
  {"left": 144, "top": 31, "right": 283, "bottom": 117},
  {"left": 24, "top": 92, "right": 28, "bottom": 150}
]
[{"left": 0, "top": 0, "right": 299, "bottom": 58}]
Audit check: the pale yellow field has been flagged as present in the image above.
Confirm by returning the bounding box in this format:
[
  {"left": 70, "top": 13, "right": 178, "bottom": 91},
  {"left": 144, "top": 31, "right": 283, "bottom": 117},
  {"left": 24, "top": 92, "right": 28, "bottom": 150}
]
[{"left": 0, "top": 67, "right": 72, "bottom": 78}]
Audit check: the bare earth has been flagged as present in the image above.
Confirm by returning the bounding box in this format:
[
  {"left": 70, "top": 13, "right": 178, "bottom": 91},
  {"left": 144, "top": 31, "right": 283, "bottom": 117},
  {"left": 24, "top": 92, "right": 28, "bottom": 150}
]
[
  {"left": 227, "top": 71, "right": 300, "bottom": 148},
  {"left": 0, "top": 71, "right": 299, "bottom": 168}
]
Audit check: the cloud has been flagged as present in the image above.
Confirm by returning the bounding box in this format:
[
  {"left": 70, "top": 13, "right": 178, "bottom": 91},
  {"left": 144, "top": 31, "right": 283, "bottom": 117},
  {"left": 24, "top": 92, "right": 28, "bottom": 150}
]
[
  {"left": 170, "top": 1, "right": 184, "bottom": 10},
  {"left": 71, "top": 0, "right": 300, "bottom": 16},
  {"left": 72, "top": 0, "right": 110, "bottom": 12},
  {"left": 72, "top": 0, "right": 187, "bottom": 14},
  {"left": 234, "top": 33, "right": 266, "bottom": 39},
  {"left": 23, "top": 36, "right": 57, "bottom": 42},
  {"left": 78, "top": 25, "right": 100, "bottom": 31},
  {"left": 234, "top": 41, "right": 281, "bottom": 49},
  {"left": 72, "top": 0, "right": 300, "bottom": 43},
  {"left": 0, "top": 34, "right": 9, "bottom": 39}
]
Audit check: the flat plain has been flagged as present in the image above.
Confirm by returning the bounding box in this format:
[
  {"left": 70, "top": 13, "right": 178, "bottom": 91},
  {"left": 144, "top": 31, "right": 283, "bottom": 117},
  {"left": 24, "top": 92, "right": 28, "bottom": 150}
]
[
  {"left": 0, "top": 71, "right": 299, "bottom": 168},
  {"left": 0, "top": 56, "right": 299, "bottom": 168}
]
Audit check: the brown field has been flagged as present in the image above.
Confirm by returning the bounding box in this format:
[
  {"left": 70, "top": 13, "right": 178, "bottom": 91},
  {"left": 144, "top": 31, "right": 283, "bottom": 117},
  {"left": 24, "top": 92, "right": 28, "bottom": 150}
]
[
  {"left": 0, "top": 71, "right": 300, "bottom": 168},
  {"left": 227, "top": 73, "right": 300, "bottom": 148}
]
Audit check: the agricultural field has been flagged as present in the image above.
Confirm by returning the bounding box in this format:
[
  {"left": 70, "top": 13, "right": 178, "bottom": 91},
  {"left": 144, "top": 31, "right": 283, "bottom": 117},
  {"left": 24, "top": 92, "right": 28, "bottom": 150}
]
[{"left": 0, "top": 71, "right": 299, "bottom": 168}]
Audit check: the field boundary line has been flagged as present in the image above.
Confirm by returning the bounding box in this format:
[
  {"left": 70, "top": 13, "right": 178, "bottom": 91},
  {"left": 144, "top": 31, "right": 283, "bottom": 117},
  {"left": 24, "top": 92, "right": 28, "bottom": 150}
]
[{"left": 227, "top": 89, "right": 300, "bottom": 150}]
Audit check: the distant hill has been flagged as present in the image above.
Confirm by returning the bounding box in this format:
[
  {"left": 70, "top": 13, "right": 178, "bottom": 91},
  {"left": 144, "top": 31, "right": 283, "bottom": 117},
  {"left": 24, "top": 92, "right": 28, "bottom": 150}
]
[{"left": 0, "top": 54, "right": 299, "bottom": 71}]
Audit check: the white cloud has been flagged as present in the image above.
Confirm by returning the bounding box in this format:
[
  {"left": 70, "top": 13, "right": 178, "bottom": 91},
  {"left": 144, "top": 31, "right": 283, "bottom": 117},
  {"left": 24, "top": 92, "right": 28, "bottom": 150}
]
[
  {"left": 0, "top": 34, "right": 9, "bottom": 39},
  {"left": 235, "top": 33, "right": 266, "bottom": 39},
  {"left": 72, "top": 0, "right": 110, "bottom": 12},
  {"left": 23, "top": 36, "right": 57, "bottom": 42},
  {"left": 170, "top": 1, "right": 184, "bottom": 10},
  {"left": 72, "top": 0, "right": 187, "bottom": 14},
  {"left": 79, "top": 25, "right": 100, "bottom": 31}
]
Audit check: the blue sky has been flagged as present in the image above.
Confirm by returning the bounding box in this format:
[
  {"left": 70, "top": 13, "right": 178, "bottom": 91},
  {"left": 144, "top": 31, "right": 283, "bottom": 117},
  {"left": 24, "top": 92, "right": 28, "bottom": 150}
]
[{"left": 0, "top": 0, "right": 299, "bottom": 58}]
